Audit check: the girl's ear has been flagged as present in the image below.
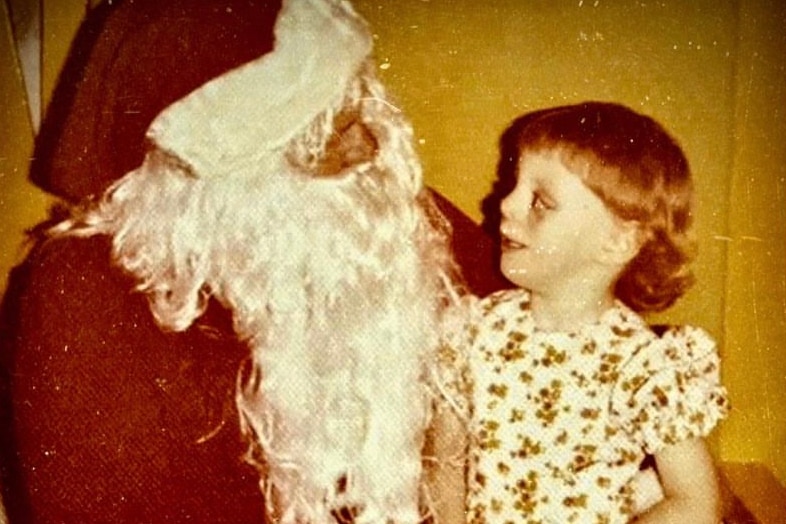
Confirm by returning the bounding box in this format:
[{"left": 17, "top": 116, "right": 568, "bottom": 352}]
[{"left": 598, "top": 220, "right": 644, "bottom": 266}]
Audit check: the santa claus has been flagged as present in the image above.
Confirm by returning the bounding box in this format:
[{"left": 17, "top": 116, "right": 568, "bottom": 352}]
[{"left": 0, "top": 1, "right": 504, "bottom": 523}]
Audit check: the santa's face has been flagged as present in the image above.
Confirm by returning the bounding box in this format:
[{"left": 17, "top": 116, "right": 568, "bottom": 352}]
[{"left": 315, "top": 112, "right": 379, "bottom": 177}]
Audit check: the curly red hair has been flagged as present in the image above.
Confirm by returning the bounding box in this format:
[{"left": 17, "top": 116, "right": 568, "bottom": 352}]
[{"left": 512, "top": 101, "right": 696, "bottom": 312}]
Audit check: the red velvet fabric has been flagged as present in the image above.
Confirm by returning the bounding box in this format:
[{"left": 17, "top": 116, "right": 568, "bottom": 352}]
[{"left": 2, "top": 236, "right": 267, "bottom": 522}]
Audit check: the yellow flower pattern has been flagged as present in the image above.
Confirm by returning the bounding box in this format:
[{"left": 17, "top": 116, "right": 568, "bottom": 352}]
[{"left": 439, "top": 289, "right": 729, "bottom": 523}]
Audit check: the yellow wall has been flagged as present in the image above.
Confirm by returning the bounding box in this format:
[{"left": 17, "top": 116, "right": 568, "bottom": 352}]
[
  {"left": 0, "top": 1, "right": 50, "bottom": 281},
  {"left": 1, "top": 0, "right": 784, "bottom": 486},
  {"left": 720, "top": 0, "right": 786, "bottom": 485},
  {"left": 356, "top": 0, "right": 786, "bottom": 485},
  {"left": 0, "top": 0, "right": 82, "bottom": 292}
]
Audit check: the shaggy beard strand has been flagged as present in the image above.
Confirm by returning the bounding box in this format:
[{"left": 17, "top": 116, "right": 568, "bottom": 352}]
[{"left": 58, "top": 147, "right": 454, "bottom": 523}]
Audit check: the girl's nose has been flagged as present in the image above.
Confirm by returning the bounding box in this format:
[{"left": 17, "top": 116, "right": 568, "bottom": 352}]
[
  {"left": 500, "top": 190, "right": 522, "bottom": 221},
  {"left": 500, "top": 196, "right": 513, "bottom": 219}
]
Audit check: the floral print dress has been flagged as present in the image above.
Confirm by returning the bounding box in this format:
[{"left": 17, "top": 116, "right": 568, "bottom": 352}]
[{"left": 438, "top": 289, "right": 729, "bottom": 524}]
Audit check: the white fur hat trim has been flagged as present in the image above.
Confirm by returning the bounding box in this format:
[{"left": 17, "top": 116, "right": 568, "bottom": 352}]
[{"left": 146, "top": 0, "right": 372, "bottom": 179}]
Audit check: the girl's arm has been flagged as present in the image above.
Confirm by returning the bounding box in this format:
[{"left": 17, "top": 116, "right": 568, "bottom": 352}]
[
  {"left": 634, "top": 438, "right": 722, "bottom": 523},
  {"left": 629, "top": 466, "right": 665, "bottom": 515},
  {"left": 424, "top": 405, "right": 467, "bottom": 524}
]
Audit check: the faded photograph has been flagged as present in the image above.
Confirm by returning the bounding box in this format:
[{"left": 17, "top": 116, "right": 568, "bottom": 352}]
[{"left": 1, "top": 1, "right": 784, "bottom": 523}]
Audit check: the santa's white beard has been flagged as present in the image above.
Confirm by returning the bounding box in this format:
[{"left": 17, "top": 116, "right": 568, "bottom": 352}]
[
  {"left": 228, "top": 164, "right": 449, "bottom": 524},
  {"left": 62, "top": 146, "right": 454, "bottom": 523}
]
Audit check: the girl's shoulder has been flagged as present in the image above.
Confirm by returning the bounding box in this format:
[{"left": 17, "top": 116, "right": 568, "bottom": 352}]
[
  {"left": 443, "top": 288, "right": 530, "bottom": 331},
  {"left": 608, "top": 308, "right": 724, "bottom": 398},
  {"left": 626, "top": 323, "right": 720, "bottom": 370},
  {"left": 611, "top": 323, "right": 729, "bottom": 453}
]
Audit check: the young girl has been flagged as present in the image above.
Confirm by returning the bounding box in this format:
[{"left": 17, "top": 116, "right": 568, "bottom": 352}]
[{"left": 429, "top": 101, "right": 730, "bottom": 523}]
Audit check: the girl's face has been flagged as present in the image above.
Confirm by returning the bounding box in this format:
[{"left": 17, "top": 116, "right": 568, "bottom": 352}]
[{"left": 499, "top": 149, "right": 621, "bottom": 292}]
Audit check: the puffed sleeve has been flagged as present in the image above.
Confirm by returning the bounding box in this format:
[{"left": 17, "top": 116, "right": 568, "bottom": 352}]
[
  {"left": 611, "top": 326, "right": 730, "bottom": 455},
  {"left": 432, "top": 294, "right": 479, "bottom": 419}
]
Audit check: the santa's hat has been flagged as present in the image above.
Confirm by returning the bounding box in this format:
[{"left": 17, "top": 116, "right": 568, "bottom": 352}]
[{"left": 147, "top": 0, "right": 372, "bottom": 179}]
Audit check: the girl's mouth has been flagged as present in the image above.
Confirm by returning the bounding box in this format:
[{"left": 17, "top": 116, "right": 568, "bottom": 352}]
[{"left": 501, "top": 235, "right": 526, "bottom": 251}]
